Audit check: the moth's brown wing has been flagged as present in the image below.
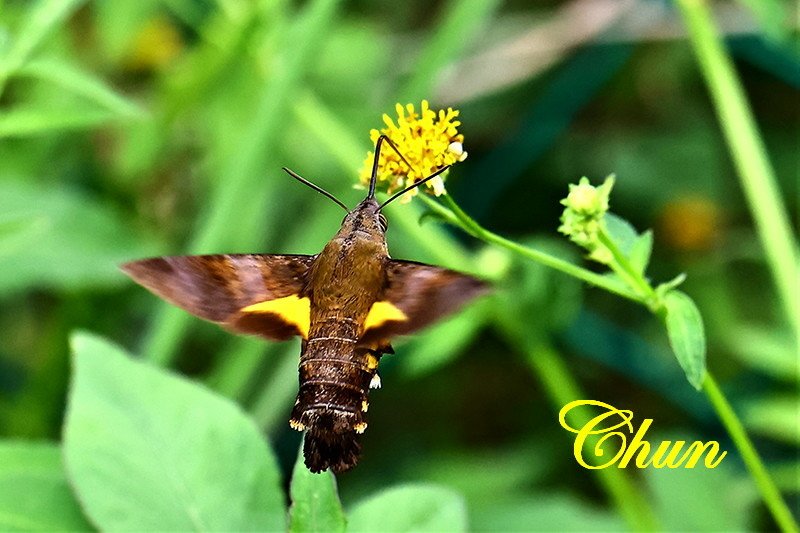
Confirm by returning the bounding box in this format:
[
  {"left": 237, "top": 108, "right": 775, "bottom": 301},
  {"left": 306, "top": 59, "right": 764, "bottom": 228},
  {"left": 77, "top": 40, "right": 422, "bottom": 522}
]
[
  {"left": 122, "top": 254, "right": 315, "bottom": 340},
  {"left": 360, "top": 259, "right": 489, "bottom": 343}
]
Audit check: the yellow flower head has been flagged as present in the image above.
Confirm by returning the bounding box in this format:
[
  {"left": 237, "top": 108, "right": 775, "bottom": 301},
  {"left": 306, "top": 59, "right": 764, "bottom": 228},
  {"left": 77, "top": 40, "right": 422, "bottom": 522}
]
[{"left": 359, "top": 100, "right": 467, "bottom": 202}]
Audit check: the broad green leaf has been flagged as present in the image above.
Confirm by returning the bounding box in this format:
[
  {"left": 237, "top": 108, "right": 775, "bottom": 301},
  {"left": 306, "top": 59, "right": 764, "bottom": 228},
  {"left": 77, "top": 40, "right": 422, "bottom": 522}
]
[
  {"left": 64, "top": 332, "right": 285, "bottom": 532},
  {"left": 289, "top": 441, "right": 346, "bottom": 533},
  {"left": 17, "top": 58, "right": 143, "bottom": 118},
  {"left": 347, "top": 485, "right": 467, "bottom": 533},
  {"left": 628, "top": 229, "right": 653, "bottom": 275},
  {"left": 0, "top": 181, "right": 160, "bottom": 295},
  {"left": 663, "top": 290, "right": 706, "bottom": 389},
  {"left": 0, "top": 441, "right": 92, "bottom": 531},
  {"left": 742, "top": 397, "right": 800, "bottom": 445},
  {"left": 470, "top": 493, "right": 624, "bottom": 532}
]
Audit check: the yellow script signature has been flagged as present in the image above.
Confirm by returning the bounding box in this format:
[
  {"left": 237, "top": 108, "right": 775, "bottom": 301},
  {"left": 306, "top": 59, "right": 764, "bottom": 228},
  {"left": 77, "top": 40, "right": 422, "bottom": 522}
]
[{"left": 558, "top": 400, "right": 727, "bottom": 469}]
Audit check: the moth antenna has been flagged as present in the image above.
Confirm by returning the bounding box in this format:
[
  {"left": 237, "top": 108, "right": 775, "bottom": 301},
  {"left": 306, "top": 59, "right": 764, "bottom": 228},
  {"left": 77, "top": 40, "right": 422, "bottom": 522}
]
[
  {"left": 377, "top": 165, "right": 450, "bottom": 211},
  {"left": 283, "top": 167, "right": 349, "bottom": 212},
  {"left": 368, "top": 135, "right": 415, "bottom": 199}
]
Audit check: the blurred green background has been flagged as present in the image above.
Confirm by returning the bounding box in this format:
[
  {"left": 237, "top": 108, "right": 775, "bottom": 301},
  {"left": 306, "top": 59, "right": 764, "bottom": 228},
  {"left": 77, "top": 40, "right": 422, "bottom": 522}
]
[{"left": 0, "top": 0, "right": 797, "bottom": 531}]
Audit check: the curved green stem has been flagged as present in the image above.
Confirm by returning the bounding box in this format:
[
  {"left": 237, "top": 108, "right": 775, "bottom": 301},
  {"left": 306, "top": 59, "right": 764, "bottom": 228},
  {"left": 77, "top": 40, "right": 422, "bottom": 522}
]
[
  {"left": 426, "top": 194, "right": 641, "bottom": 303},
  {"left": 433, "top": 190, "right": 794, "bottom": 531},
  {"left": 703, "top": 373, "right": 798, "bottom": 532}
]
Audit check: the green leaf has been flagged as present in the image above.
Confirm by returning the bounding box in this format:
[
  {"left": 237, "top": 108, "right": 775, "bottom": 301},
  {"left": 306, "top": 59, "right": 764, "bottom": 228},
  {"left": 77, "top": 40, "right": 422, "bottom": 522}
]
[
  {"left": 289, "top": 441, "right": 346, "bottom": 533},
  {"left": 655, "top": 273, "right": 687, "bottom": 298},
  {"left": 0, "top": 441, "right": 92, "bottom": 531},
  {"left": 405, "top": 441, "right": 553, "bottom": 505},
  {"left": 470, "top": 493, "right": 625, "bottom": 532},
  {"left": 17, "top": 58, "right": 143, "bottom": 117},
  {"left": 742, "top": 397, "right": 800, "bottom": 445},
  {"left": 347, "top": 485, "right": 467, "bottom": 532},
  {"left": 0, "top": 181, "right": 160, "bottom": 295},
  {"left": 628, "top": 229, "right": 653, "bottom": 275},
  {"left": 603, "top": 212, "right": 639, "bottom": 257},
  {"left": 663, "top": 290, "right": 707, "bottom": 389},
  {"left": 64, "top": 332, "right": 286, "bottom": 532}
]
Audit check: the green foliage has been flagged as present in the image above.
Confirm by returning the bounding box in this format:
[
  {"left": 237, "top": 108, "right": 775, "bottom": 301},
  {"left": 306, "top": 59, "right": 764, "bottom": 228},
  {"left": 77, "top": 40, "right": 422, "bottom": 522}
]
[
  {"left": 347, "top": 485, "right": 467, "bottom": 533},
  {"left": 663, "top": 291, "right": 707, "bottom": 390},
  {"left": 742, "top": 397, "right": 800, "bottom": 446},
  {"left": 64, "top": 332, "right": 286, "bottom": 531},
  {"left": 0, "top": 181, "right": 161, "bottom": 295},
  {"left": 0, "top": 0, "right": 796, "bottom": 531},
  {"left": 645, "top": 434, "right": 756, "bottom": 531},
  {"left": 18, "top": 331, "right": 469, "bottom": 531},
  {"left": 469, "top": 494, "right": 624, "bottom": 532},
  {"left": 0, "top": 442, "right": 91, "bottom": 531},
  {"left": 289, "top": 444, "right": 347, "bottom": 533}
]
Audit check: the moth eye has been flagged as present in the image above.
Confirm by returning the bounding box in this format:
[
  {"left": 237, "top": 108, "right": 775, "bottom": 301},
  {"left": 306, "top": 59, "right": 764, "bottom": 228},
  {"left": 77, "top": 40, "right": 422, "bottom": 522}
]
[{"left": 378, "top": 214, "right": 388, "bottom": 231}]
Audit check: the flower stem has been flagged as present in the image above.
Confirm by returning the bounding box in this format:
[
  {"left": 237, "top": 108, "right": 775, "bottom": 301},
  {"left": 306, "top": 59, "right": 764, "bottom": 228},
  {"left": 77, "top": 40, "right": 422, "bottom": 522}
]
[
  {"left": 425, "top": 194, "right": 641, "bottom": 302},
  {"left": 703, "top": 373, "right": 799, "bottom": 533},
  {"left": 434, "top": 191, "right": 795, "bottom": 530}
]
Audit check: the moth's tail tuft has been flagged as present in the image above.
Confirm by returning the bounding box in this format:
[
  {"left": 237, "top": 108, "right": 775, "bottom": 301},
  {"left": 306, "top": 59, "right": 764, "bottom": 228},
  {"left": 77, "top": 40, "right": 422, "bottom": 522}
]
[{"left": 303, "top": 424, "right": 362, "bottom": 473}]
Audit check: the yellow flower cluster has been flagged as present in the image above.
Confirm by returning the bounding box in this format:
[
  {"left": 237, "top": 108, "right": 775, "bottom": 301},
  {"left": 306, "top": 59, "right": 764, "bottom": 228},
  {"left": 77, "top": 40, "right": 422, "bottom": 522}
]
[{"left": 359, "top": 100, "right": 467, "bottom": 202}]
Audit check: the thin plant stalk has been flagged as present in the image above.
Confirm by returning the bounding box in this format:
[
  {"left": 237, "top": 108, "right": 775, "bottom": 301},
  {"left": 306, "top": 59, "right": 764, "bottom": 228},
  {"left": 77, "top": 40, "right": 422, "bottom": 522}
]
[
  {"left": 676, "top": 0, "right": 799, "bottom": 338},
  {"left": 436, "top": 188, "right": 798, "bottom": 532},
  {"left": 428, "top": 194, "right": 641, "bottom": 303},
  {"left": 511, "top": 337, "right": 660, "bottom": 531},
  {"left": 703, "top": 373, "right": 799, "bottom": 533},
  {"left": 397, "top": 202, "right": 660, "bottom": 530}
]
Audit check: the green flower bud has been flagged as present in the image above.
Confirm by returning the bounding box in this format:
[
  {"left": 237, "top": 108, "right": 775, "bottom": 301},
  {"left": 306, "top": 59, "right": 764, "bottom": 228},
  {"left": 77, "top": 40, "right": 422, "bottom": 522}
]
[{"left": 558, "top": 176, "right": 616, "bottom": 265}]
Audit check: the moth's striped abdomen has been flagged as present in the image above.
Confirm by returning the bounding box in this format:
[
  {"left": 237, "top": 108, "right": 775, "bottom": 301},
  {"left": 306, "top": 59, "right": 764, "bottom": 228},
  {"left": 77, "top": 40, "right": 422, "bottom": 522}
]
[{"left": 290, "top": 318, "right": 387, "bottom": 473}]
